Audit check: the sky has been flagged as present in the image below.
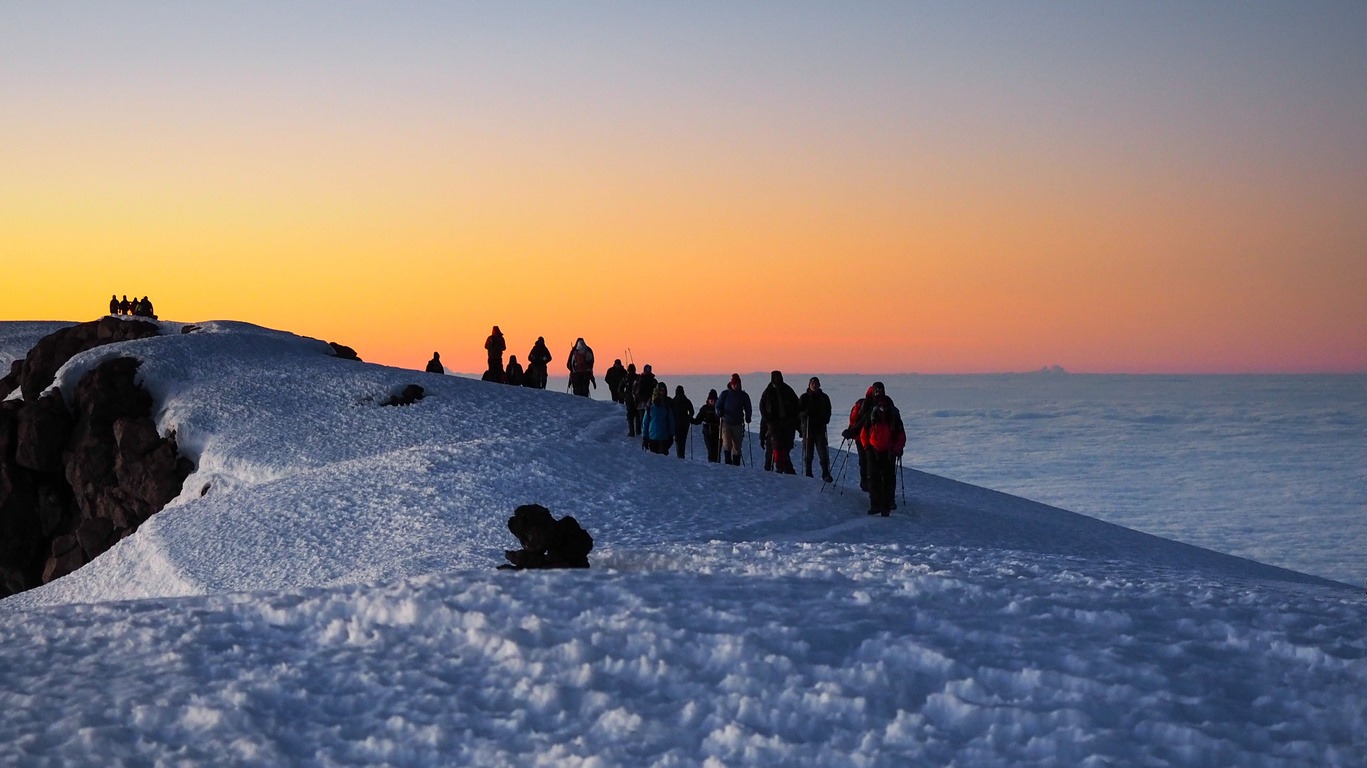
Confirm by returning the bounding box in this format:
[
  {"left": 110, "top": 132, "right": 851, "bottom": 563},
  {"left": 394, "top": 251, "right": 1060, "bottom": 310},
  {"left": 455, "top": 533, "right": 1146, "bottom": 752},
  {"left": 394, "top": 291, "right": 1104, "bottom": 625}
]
[
  {"left": 3, "top": 2, "right": 1365, "bottom": 374},
  {"left": 1, "top": 319, "right": 1361, "bottom": 765}
]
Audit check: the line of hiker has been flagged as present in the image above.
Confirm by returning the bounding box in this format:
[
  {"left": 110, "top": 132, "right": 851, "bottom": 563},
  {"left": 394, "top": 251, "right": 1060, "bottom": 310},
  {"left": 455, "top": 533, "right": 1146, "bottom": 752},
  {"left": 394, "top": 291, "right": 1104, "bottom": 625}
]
[
  {"left": 442, "top": 327, "right": 908, "bottom": 515},
  {"left": 605, "top": 367, "right": 850, "bottom": 482},
  {"left": 108, "top": 294, "right": 156, "bottom": 319}
]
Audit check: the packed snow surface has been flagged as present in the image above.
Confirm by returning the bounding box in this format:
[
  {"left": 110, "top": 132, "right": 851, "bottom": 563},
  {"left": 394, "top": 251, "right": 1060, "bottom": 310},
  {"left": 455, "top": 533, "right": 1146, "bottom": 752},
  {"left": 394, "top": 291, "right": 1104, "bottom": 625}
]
[{"left": 1, "top": 320, "right": 1363, "bottom": 766}]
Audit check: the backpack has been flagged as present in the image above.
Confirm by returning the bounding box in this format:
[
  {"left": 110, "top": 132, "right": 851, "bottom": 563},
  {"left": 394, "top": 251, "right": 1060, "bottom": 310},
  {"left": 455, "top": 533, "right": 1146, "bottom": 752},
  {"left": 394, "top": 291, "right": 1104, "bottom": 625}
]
[{"left": 570, "top": 346, "right": 593, "bottom": 373}]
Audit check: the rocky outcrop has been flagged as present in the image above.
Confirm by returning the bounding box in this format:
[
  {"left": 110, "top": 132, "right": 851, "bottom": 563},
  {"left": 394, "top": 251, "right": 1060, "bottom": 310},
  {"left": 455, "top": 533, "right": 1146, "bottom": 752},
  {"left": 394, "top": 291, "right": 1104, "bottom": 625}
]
[
  {"left": 329, "top": 342, "right": 361, "bottom": 361},
  {"left": 499, "top": 504, "right": 593, "bottom": 570},
  {"left": 1, "top": 315, "right": 159, "bottom": 402},
  {"left": 0, "top": 320, "right": 192, "bottom": 597}
]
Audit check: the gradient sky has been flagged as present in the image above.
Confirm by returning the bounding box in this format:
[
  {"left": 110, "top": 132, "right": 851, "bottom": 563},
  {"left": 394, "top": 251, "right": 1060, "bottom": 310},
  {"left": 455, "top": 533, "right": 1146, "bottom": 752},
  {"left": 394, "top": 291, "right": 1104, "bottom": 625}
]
[{"left": 4, "top": 2, "right": 1365, "bottom": 373}]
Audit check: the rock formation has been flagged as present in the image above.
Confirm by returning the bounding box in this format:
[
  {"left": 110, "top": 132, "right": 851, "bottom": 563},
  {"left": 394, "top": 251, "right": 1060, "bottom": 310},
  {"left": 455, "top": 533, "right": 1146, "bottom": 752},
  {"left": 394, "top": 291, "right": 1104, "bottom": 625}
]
[{"left": 0, "top": 319, "right": 192, "bottom": 597}]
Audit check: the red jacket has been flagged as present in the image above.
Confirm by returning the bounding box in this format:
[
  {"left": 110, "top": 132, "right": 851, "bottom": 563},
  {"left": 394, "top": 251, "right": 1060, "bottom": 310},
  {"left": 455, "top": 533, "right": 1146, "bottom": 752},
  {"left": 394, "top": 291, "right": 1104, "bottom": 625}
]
[
  {"left": 860, "top": 395, "right": 905, "bottom": 454},
  {"left": 848, "top": 386, "right": 877, "bottom": 447}
]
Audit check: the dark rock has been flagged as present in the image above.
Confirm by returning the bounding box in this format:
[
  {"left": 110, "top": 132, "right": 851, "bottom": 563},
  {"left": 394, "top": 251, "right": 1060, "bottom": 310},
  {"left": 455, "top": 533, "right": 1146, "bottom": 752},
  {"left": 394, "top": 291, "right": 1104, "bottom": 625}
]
[
  {"left": 0, "top": 359, "right": 22, "bottom": 398},
  {"left": 34, "top": 485, "right": 73, "bottom": 538},
  {"left": 500, "top": 504, "right": 593, "bottom": 570},
  {"left": 329, "top": 341, "right": 361, "bottom": 361},
  {"left": 14, "top": 393, "right": 73, "bottom": 475},
  {"left": 42, "top": 534, "right": 86, "bottom": 583},
  {"left": 16, "top": 317, "right": 159, "bottom": 402},
  {"left": 76, "top": 516, "right": 115, "bottom": 560},
  {"left": 0, "top": 348, "right": 192, "bottom": 596},
  {"left": 382, "top": 384, "right": 425, "bottom": 407}
]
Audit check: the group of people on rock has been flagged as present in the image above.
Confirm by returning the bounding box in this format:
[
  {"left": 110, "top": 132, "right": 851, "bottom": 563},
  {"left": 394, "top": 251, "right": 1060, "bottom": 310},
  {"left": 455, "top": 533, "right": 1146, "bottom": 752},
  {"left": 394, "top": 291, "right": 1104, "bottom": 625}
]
[
  {"left": 108, "top": 294, "right": 156, "bottom": 319},
  {"left": 439, "top": 327, "right": 909, "bottom": 515}
]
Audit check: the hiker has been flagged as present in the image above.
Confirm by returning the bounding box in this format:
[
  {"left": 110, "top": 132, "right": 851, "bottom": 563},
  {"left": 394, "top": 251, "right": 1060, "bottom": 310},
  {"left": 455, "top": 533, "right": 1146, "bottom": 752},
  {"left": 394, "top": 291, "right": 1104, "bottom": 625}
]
[
  {"left": 641, "top": 382, "right": 676, "bottom": 455},
  {"left": 480, "top": 364, "right": 503, "bottom": 383},
  {"left": 425, "top": 352, "right": 444, "bottom": 374},
  {"left": 526, "top": 337, "right": 552, "bottom": 389},
  {"left": 485, "top": 326, "right": 506, "bottom": 372},
  {"left": 799, "top": 376, "right": 834, "bottom": 482},
  {"left": 854, "top": 382, "right": 905, "bottom": 516},
  {"left": 118, "top": 295, "right": 132, "bottom": 315},
  {"left": 633, "top": 365, "right": 658, "bottom": 448},
  {"left": 567, "top": 338, "right": 595, "bottom": 396},
  {"left": 620, "top": 363, "right": 641, "bottom": 436},
  {"left": 671, "top": 385, "right": 695, "bottom": 459},
  {"left": 715, "top": 373, "right": 752, "bottom": 466},
  {"left": 692, "top": 389, "right": 722, "bottom": 463},
  {"left": 504, "top": 355, "right": 525, "bottom": 386},
  {"left": 759, "top": 370, "right": 801, "bottom": 474},
  {"left": 605, "top": 359, "right": 627, "bottom": 404},
  {"left": 842, "top": 385, "right": 878, "bottom": 491},
  {"left": 134, "top": 296, "right": 155, "bottom": 318},
  {"left": 109, "top": 295, "right": 120, "bottom": 316}
]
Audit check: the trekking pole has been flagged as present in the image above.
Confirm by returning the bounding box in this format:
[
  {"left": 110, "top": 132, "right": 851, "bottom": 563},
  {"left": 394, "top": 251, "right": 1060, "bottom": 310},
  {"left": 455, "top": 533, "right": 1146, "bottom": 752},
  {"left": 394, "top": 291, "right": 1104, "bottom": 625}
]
[
  {"left": 746, "top": 423, "right": 754, "bottom": 468},
  {"left": 898, "top": 455, "right": 907, "bottom": 506},
  {"left": 688, "top": 423, "right": 695, "bottom": 461},
  {"left": 821, "top": 436, "right": 848, "bottom": 493},
  {"left": 837, "top": 438, "right": 855, "bottom": 497}
]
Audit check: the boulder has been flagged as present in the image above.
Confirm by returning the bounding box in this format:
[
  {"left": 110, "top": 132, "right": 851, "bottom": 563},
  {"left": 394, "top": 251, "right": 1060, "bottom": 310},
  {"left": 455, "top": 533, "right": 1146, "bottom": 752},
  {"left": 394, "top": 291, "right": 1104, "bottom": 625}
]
[
  {"left": 383, "top": 384, "right": 425, "bottom": 407},
  {"left": 329, "top": 341, "right": 361, "bottom": 361},
  {"left": 500, "top": 504, "right": 593, "bottom": 569}
]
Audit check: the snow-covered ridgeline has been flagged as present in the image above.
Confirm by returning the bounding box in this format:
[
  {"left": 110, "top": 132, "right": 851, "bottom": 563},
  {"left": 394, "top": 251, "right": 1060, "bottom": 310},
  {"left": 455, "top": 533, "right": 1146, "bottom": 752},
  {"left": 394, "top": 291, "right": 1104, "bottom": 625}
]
[{"left": 0, "top": 319, "right": 1362, "bottom": 766}]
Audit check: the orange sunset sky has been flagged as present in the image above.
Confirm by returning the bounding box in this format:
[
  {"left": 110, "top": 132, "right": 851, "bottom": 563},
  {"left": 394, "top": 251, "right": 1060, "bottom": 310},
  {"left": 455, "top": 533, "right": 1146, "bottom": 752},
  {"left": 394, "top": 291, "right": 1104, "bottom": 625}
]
[{"left": 3, "top": 3, "right": 1365, "bottom": 374}]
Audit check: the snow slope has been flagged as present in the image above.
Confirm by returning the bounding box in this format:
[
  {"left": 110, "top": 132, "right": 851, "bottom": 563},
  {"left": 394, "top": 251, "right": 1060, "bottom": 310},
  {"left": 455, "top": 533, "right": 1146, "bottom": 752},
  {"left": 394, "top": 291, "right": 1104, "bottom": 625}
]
[{"left": 1, "top": 320, "right": 1363, "bottom": 766}]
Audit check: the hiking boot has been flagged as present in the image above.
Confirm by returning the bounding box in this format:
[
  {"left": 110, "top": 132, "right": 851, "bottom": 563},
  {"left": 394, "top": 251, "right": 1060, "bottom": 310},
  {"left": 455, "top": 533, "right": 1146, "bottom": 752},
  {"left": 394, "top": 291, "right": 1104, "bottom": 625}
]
[
  {"left": 821, "top": 472, "right": 833, "bottom": 483},
  {"left": 868, "top": 508, "right": 879, "bottom": 515},
  {"left": 880, "top": 510, "right": 890, "bottom": 517},
  {"left": 804, "top": 469, "right": 813, "bottom": 478}
]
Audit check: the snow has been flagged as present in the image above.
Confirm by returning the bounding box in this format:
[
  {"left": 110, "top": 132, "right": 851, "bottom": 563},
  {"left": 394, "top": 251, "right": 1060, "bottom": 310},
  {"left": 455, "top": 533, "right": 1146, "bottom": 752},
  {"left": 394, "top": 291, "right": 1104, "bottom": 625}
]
[{"left": 1, "top": 319, "right": 1364, "bottom": 766}]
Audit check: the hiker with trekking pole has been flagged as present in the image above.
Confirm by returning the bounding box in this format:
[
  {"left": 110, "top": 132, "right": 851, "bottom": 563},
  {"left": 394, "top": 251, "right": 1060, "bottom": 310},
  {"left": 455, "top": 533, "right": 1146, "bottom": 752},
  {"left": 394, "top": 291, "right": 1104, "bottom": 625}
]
[
  {"left": 715, "top": 374, "right": 752, "bottom": 467},
  {"left": 846, "top": 382, "right": 905, "bottom": 516},
  {"left": 798, "top": 376, "right": 834, "bottom": 483}
]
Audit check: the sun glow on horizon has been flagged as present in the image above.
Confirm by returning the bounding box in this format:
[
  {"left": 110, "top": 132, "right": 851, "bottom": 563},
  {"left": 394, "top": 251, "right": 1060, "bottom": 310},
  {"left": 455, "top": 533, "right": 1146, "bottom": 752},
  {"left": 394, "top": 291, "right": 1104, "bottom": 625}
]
[{"left": 3, "top": 4, "right": 1364, "bottom": 375}]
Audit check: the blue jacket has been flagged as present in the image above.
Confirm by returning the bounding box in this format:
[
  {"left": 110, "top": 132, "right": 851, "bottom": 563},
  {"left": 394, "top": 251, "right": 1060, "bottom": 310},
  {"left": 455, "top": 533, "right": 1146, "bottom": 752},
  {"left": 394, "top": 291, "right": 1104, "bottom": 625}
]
[
  {"left": 642, "top": 399, "right": 677, "bottom": 441},
  {"left": 716, "top": 387, "right": 752, "bottom": 425}
]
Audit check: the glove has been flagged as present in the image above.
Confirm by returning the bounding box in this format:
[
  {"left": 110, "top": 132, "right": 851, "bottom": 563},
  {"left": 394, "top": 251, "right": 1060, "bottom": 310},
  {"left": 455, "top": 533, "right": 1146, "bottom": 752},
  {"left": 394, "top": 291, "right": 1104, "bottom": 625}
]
[{"left": 841, "top": 428, "right": 855, "bottom": 440}]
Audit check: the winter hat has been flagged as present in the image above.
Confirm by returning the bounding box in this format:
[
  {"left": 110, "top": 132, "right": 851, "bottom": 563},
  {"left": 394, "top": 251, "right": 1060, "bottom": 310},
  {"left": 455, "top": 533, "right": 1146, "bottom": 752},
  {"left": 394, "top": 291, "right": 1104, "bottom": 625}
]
[
  {"left": 730, "top": 373, "right": 741, "bottom": 388},
  {"left": 771, "top": 370, "right": 783, "bottom": 384},
  {"left": 707, "top": 389, "right": 718, "bottom": 402}
]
